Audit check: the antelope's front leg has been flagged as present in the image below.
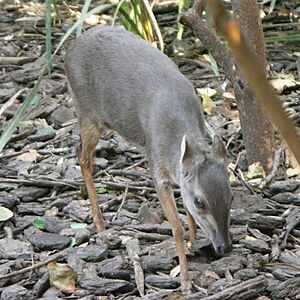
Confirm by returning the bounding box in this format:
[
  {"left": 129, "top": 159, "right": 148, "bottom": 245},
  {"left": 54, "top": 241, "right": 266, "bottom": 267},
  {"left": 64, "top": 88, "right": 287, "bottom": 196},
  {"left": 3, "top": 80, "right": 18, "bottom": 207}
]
[{"left": 157, "top": 183, "right": 192, "bottom": 294}]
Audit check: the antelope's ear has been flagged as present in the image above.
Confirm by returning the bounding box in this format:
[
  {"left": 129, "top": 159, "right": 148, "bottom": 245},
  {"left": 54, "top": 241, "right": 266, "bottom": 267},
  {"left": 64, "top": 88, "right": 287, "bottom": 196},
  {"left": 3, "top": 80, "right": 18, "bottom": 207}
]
[
  {"left": 212, "top": 134, "right": 226, "bottom": 161},
  {"left": 180, "top": 135, "right": 205, "bottom": 174}
]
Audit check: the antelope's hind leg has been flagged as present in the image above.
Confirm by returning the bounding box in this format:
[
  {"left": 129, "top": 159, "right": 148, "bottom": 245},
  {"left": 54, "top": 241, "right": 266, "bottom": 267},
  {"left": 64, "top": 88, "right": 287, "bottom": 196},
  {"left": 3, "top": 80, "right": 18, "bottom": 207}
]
[{"left": 77, "top": 120, "right": 105, "bottom": 232}]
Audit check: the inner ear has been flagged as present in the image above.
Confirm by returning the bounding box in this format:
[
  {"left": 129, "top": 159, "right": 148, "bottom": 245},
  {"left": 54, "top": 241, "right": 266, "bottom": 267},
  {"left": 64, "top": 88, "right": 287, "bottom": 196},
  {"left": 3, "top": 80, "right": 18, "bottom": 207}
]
[
  {"left": 180, "top": 135, "right": 205, "bottom": 172},
  {"left": 212, "top": 134, "right": 226, "bottom": 161}
]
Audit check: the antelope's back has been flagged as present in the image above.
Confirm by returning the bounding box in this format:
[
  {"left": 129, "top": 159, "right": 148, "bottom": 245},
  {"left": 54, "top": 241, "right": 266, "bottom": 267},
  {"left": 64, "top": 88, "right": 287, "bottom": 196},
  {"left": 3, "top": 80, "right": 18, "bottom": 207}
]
[{"left": 64, "top": 26, "right": 201, "bottom": 145}]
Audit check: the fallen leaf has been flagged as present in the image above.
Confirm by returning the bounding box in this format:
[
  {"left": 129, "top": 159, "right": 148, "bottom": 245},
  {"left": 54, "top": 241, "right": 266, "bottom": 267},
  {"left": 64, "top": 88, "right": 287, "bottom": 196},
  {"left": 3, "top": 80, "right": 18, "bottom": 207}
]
[
  {"left": 0, "top": 205, "right": 13, "bottom": 221},
  {"left": 70, "top": 223, "right": 87, "bottom": 229},
  {"left": 286, "top": 166, "right": 300, "bottom": 177},
  {"left": 223, "top": 91, "right": 235, "bottom": 100},
  {"left": 197, "top": 87, "right": 217, "bottom": 98},
  {"left": 170, "top": 264, "right": 181, "bottom": 278},
  {"left": 202, "top": 95, "right": 216, "bottom": 115},
  {"left": 270, "top": 78, "right": 299, "bottom": 94},
  {"left": 47, "top": 262, "right": 77, "bottom": 294},
  {"left": 17, "top": 149, "right": 40, "bottom": 162},
  {"left": 245, "top": 235, "right": 257, "bottom": 241},
  {"left": 246, "top": 162, "right": 265, "bottom": 179},
  {"left": 32, "top": 217, "right": 45, "bottom": 230},
  {"left": 84, "top": 14, "right": 100, "bottom": 26}
]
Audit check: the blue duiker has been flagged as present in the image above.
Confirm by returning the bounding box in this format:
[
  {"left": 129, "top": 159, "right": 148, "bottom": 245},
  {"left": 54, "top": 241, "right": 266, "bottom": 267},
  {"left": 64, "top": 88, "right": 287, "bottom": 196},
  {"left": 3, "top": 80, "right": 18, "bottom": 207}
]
[{"left": 64, "top": 26, "right": 233, "bottom": 293}]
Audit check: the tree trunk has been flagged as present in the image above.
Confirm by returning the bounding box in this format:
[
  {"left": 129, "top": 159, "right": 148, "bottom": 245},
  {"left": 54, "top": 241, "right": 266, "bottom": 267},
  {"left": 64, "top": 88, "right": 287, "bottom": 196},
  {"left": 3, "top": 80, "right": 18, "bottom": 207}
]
[{"left": 231, "top": 0, "right": 275, "bottom": 173}]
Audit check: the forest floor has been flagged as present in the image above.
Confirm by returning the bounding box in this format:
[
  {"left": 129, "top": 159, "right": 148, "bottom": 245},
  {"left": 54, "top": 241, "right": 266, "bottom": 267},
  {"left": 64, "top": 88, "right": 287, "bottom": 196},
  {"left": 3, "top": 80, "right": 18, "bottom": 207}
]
[{"left": 0, "top": 1, "right": 300, "bottom": 299}]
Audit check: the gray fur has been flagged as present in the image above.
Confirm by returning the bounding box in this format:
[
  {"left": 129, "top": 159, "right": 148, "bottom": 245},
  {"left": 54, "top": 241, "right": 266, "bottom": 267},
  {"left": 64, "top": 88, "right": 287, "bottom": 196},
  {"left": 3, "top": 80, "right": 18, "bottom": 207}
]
[{"left": 64, "top": 26, "right": 232, "bottom": 255}]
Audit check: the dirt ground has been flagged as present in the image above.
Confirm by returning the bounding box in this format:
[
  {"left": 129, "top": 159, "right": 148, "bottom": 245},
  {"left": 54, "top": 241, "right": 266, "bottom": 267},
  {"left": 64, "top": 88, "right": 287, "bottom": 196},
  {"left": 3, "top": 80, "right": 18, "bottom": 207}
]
[{"left": 0, "top": 1, "right": 300, "bottom": 299}]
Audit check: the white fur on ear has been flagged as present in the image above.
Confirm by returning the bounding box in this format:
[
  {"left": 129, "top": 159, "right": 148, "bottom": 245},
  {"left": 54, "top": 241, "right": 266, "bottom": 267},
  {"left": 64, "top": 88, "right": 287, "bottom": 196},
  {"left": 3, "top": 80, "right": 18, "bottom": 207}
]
[{"left": 180, "top": 135, "right": 187, "bottom": 167}]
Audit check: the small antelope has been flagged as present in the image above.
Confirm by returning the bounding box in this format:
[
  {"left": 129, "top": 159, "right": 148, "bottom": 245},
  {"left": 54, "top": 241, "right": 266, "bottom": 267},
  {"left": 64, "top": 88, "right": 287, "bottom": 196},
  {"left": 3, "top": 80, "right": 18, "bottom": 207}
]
[{"left": 64, "top": 26, "right": 233, "bottom": 293}]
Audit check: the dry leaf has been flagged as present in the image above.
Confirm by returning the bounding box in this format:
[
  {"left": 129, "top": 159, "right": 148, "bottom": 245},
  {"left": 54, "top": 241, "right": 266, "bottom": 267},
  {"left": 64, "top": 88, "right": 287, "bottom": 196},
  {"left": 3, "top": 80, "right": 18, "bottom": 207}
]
[
  {"left": 170, "top": 264, "right": 181, "bottom": 278},
  {"left": 17, "top": 149, "right": 40, "bottom": 162},
  {"left": 197, "top": 87, "right": 217, "bottom": 98},
  {"left": 246, "top": 162, "right": 265, "bottom": 179},
  {"left": 245, "top": 235, "right": 256, "bottom": 241},
  {"left": 286, "top": 167, "right": 300, "bottom": 177},
  {"left": 270, "top": 78, "right": 299, "bottom": 94},
  {"left": 223, "top": 91, "right": 235, "bottom": 100},
  {"left": 202, "top": 95, "right": 216, "bottom": 115},
  {"left": 47, "top": 262, "right": 77, "bottom": 294},
  {"left": 0, "top": 205, "right": 13, "bottom": 221}
]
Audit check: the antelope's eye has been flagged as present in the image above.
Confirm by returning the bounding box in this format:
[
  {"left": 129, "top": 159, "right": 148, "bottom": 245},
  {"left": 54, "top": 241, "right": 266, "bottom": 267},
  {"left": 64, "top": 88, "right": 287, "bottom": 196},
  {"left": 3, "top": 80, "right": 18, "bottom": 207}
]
[{"left": 194, "top": 196, "right": 205, "bottom": 210}]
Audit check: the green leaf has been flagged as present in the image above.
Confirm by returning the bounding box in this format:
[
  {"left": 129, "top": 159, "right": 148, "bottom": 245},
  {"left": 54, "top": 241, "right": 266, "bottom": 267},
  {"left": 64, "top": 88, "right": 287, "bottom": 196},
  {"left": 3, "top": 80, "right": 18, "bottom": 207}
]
[
  {"left": 69, "top": 237, "right": 77, "bottom": 248},
  {"left": 32, "top": 217, "right": 45, "bottom": 230},
  {"left": 0, "top": 206, "right": 13, "bottom": 221},
  {"left": 97, "top": 187, "right": 108, "bottom": 194},
  {"left": 77, "top": 0, "right": 92, "bottom": 37},
  {"left": 51, "top": 0, "right": 60, "bottom": 18},
  {"left": 70, "top": 223, "right": 87, "bottom": 229},
  {"left": 0, "top": 93, "right": 41, "bottom": 152},
  {"left": 45, "top": 0, "right": 52, "bottom": 76}
]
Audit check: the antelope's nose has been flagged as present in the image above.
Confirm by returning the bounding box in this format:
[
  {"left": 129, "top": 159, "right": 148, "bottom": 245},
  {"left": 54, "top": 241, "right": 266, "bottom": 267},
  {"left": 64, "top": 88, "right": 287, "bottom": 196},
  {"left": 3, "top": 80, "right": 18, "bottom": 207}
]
[{"left": 216, "top": 241, "right": 232, "bottom": 256}]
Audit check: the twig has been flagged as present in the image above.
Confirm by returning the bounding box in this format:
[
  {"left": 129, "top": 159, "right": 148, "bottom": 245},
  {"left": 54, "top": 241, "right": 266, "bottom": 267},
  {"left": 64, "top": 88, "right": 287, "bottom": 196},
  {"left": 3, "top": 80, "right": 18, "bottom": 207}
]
[
  {"left": 0, "top": 88, "right": 28, "bottom": 118},
  {"left": 0, "top": 253, "right": 66, "bottom": 280},
  {"left": 184, "top": 275, "right": 266, "bottom": 300},
  {"left": 0, "top": 178, "right": 77, "bottom": 189},
  {"left": 260, "top": 147, "right": 284, "bottom": 190},
  {"left": 126, "top": 158, "right": 147, "bottom": 170},
  {"left": 112, "top": 182, "right": 130, "bottom": 221},
  {"left": 228, "top": 167, "right": 256, "bottom": 195}
]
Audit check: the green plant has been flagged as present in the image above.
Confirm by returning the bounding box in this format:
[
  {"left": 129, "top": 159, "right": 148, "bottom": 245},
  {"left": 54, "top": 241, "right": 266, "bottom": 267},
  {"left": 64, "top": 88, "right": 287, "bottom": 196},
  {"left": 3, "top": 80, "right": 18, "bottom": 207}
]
[
  {"left": 112, "top": 0, "right": 163, "bottom": 50},
  {"left": 177, "top": 0, "right": 193, "bottom": 40},
  {"left": 0, "top": 4, "right": 112, "bottom": 151},
  {"left": 45, "top": 0, "right": 60, "bottom": 76}
]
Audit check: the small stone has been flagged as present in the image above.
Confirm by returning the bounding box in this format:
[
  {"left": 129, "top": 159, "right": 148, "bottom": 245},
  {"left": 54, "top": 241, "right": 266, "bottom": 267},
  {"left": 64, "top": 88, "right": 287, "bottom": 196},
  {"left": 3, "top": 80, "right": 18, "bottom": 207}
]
[
  {"left": 32, "top": 272, "right": 50, "bottom": 298},
  {"left": 17, "top": 202, "right": 46, "bottom": 216},
  {"left": 94, "top": 157, "right": 109, "bottom": 169},
  {"left": 63, "top": 200, "right": 92, "bottom": 223},
  {"left": 44, "top": 216, "right": 69, "bottom": 233},
  {"left": 0, "top": 238, "right": 33, "bottom": 260},
  {"left": 24, "top": 227, "right": 70, "bottom": 251},
  {"left": 69, "top": 245, "right": 108, "bottom": 262},
  {"left": 0, "top": 192, "right": 18, "bottom": 208},
  {"left": 231, "top": 209, "right": 251, "bottom": 225},
  {"left": 208, "top": 278, "right": 240, "bottom": 294},
  {"left": 123, "top": 198, "right": 141, "bottom": 213},
  {"left": 0, "top": 261, "right": 24, "bottom": 287},
  {"left": 234, "top": 268, "right": 257, "bottom": 280},
  {"left": 1, "top": 284, "right": 32, "bottom": 300},
  {"left": 51, "top": 105, "right": 75, "bottom": 127},
  {"left": 15, "top": 187, "right": 49, "bottom": 202},
  {"left": 41, "top": 286, "right": 64, "bottom": 299},
  {"left": 266, "top": 180, "right": 299, "bottom": 197},
  {"left": 145, "top": 274, "right": 180, "bottom": 289},
  {"left": 97, "top": 256, "right": 129, "bottom": 274},
  {"left": 272, "top": 192, "right": 300, "bottom": 205},
  {"left": 271, "top": 277, "right": 300, "bottom": 299},
  {"left": 194, "top": 269, "right": 220, "bottom": 289},
  {"left": 27, "top": 128, "right": 56, "bottom": 142},
  {"left": 60, "top": 227, "right": 91, "bottom": 245},
  {"left": 101, "top": 270, "right": 131, "bottom": 281},
  {"left": 211, "top": 255, "right": 245, "bottom": 276},
  {"left": 137, "top": 203, "right": 162, "bottom": 224},
  {"left": 240, "top": 238, "right": 270, "bottom": 254},
  {"left": 142, "top": 256, "right": 176, "bottom": 272}
]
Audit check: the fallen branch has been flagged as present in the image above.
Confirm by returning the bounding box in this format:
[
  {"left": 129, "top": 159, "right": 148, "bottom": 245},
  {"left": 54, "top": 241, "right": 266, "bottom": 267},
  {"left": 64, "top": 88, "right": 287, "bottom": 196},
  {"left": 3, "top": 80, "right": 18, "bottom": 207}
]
[
  {"left": 0, "top": 253, "right": 66, "bottom": 280},
  {"left": 184, "top": 275, "right": 266, "bottom": 300}
]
